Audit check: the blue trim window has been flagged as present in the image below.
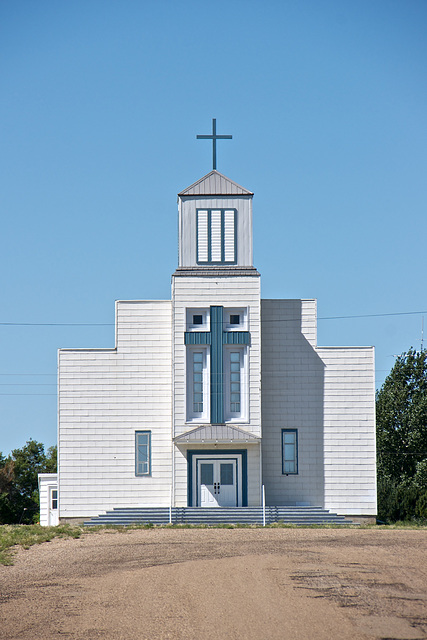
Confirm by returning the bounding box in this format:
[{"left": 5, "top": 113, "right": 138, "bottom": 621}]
[
  {"left": 282, "top": 429, "right": 298, "bottom": 474},
  {"left": 230, "top": 351, "right": 241, "bottom": 412},
  {"left": 193, "top": 352, "right": 204, "bottom": 413},
  {"left": 135, "top": 431, "right": 151, "bottom": 476},
  {"left": 197, "top": 209, "right": 237, "bottom": 264}
]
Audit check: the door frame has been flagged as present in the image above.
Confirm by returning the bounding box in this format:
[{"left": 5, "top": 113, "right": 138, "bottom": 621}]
[
  {"left": 48, "top": 485, "right": 59, "bottom": 526},
  {"left": 187, "top": 449, "right": 248, "bottom": 507},
  {"left": 197, "top": 457, "right": 239, "bottom": 507}
]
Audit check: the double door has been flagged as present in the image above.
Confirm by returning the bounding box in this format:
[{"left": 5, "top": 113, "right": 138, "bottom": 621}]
[{"left": 198, "top": 459, "right": 237, "bottom": 507}]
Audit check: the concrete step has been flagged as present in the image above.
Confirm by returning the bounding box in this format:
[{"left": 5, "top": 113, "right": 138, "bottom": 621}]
[{"left": 84, "top": 506, "right": 357, "bottom": 527}]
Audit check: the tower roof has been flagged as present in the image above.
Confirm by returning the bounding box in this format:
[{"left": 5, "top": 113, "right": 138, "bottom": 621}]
[{"left": 178, "top": 170, "right": 253, "bottom": 197}]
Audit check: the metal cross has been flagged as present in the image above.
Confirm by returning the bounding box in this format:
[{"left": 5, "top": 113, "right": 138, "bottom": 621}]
[{"left": 196, "top": 118, "right": 232, "bottom": 171}]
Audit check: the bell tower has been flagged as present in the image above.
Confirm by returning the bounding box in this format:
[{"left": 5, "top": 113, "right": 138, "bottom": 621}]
[{"left": 177, "top": 169, "right": 255, "bottom": 271}]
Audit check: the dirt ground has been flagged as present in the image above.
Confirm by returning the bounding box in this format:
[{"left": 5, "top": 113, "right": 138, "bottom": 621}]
[{"left": 0, "top": 528, "right": 426, "bottom": 640}]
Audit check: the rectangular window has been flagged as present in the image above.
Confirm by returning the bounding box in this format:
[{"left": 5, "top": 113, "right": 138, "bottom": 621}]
[
  {"left": 51, "top": 489, "right": 58, "bottom": 510},
  {"left": 197, "top": 209, "right": 236, "bottom": 264},
  {"left": 187, "top": 347, "right": 209, "bottom": 422},
  {"left": 211, "top": 210, "right": 222, "bottom": 261},
  {"left": 282, "top": 429, "right": 298, "bottom": 474},
  {"left": 193, "top": 314, "right": 203, "bottom": 325},
  {"left": 193, "top": 352, "right": 204, "bottom": 413},
  {"left": 197, "top": 210, "right": 209, "bottom": 262},
  {"left": 230, "top": 351, "right": 241, "bottom": 413},
  {"left": 135, "top": 431, "right": 151, "bottom": 476},
  {"left": 229, "top": 314, "right": 240, "bottom": 325}
]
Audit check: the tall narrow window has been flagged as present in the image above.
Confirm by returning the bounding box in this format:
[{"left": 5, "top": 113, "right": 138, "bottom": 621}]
[
  {"left": 210, "top": 210, "right": 222, "bottom": 261},
  {"left": 193, "top": 352, "right": 204, "bottom": 413},
  {"left": 224, "top": 209, "right": 235, "bottom": 262},
  {"left": 230, "top": 352, "right": 241, "bottom": 412},
  {"left": 282, "top": 429, "right": 298, "bottom": 474},
  {"left": 197, "top": 209, "right": 236, "bottom": 264},
  {"left": 197, "top": 210, "right": 209, "bottom": 262},
  {"left": 135, "top": 431, "right": 151, "bottom": 476},
  {"left": 51, "top": 489, "right": 58, "bottom": 510}
]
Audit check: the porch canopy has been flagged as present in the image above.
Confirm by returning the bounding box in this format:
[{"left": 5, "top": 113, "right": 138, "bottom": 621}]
[{"left": 173, "top": 424, "right": 261, "bottom": 444}]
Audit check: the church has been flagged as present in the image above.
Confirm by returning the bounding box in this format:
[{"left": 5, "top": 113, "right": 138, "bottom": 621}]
[{"left": 39, "top": 121, "right": 377, "bottom": 526}]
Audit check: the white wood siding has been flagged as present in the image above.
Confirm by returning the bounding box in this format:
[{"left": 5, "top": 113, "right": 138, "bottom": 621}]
[
  {"left": 38, "top": 474, "right": 58, "bottom": 526},
  {"left": 172, "top": 275, "right": 261, "bottom": 507},
  {"left": 317, "top": 346, "right": 377, "bottom": 515},
  {"left": 261, "top": 299, "right": 376, "bottom": 515},
  {"left": 261, "top": 299, "right": 324, "bottom": 507},
  {"left": 172, "top": 276, "right": 261, "bottom": 438},
  {"left": 58, "top": 301, "right": 172, "bottom": 519}
]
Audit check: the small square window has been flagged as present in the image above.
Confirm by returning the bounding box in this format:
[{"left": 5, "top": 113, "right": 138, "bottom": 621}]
[
  {"left": 193, "top": 315, "right": 203, "bottom": 325},
  {"left": 230, "top": 314, "right": 240, "bottom": 325}
]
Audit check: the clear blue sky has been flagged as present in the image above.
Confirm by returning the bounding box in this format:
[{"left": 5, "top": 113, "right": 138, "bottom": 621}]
[{"left": 1, "top": 0, "right": 426, "bottom": 455}]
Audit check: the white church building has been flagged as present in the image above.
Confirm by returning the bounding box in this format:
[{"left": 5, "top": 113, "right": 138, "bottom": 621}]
[{"left": 39, "top": 130, "right": 376, "bottom": 526}]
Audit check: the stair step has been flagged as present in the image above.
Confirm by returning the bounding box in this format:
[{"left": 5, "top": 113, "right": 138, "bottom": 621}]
[{"left": 84, "top": 506, "right": 357, "bottom": 527}]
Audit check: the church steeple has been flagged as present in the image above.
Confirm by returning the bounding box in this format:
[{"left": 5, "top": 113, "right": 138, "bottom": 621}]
[{"left": 177, "top": 170, "right": 255, "bottom": 271}]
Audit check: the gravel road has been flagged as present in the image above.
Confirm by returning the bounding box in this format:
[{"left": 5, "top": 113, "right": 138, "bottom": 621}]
[{"left": 1, "top": 527, "right": 426, "bottom": 640}]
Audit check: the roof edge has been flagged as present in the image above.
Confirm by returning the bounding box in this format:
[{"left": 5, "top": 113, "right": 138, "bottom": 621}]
[{"left": 178, "top": 170, "right": 253, "bottom": 197}]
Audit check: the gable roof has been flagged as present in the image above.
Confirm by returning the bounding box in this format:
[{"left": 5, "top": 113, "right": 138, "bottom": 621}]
[
  {"left": 178, "top": 170, "right": 253, "bottom": 197},
  {"left": 173, "top": 424, "right": 260, "bottom": 443}
]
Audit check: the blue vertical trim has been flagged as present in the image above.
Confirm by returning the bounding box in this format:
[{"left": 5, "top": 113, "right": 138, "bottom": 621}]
[
  {"left": 184, "top": 332, "right": 211, "bottom": 345},
  {"left": 222, "top": 331, "right": 250, "bottom": 345},
  {"left": 210, "top": 306, "right": 224, "bottom": 424}
]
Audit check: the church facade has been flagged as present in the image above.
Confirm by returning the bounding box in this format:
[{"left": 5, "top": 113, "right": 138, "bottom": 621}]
[{"left": 39, "top": 169, "right": 377, "bottom": 525}]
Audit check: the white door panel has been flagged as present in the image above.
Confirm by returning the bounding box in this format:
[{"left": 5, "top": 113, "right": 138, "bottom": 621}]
[{"left": 198, "top": 459, "right": 237, "bottom": 507}]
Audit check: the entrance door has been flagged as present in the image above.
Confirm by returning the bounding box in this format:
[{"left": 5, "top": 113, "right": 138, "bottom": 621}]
[
  {"left": 48, "top": 487, "right": 59, "bottom": 526},
  {"left": 198, "top": 459, "right": 237, "bottom": 507}
]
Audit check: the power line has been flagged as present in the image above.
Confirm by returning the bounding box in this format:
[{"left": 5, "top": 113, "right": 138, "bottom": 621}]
[
  {"left": 0, "top": 322, "right": 112, "bottom": 326},
  {"left": 1, "top": 310, "right": 426, "bottom": 326},
  {"left": 318, "top": 310, "right": 427, "bottom": 321}
]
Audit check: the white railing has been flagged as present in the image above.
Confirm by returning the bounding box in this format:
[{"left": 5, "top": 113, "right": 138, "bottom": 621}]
[{"left": 262, "top": 484, "right": 266, "bottom": 526}]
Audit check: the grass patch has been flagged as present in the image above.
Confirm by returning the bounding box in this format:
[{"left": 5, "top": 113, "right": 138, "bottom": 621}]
[
  {"left": 0, "top": 524, "right": 83, "bottom": 565},
  {"left": 373, "top": 520, "right": 427, "bottom": 529},
  {"left": 2, "top": 520, "right": 426, "bottom": 565}
]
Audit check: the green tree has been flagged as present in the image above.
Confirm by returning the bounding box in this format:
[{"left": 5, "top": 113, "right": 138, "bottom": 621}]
[
  {"left": 0, "top": 441, "right": 57, "bottom": 524},
  {"left": 376, "top": 348, "right": 427, "bottom": 522}
]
